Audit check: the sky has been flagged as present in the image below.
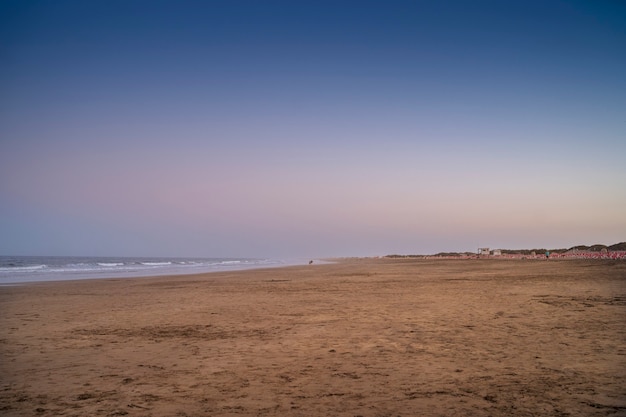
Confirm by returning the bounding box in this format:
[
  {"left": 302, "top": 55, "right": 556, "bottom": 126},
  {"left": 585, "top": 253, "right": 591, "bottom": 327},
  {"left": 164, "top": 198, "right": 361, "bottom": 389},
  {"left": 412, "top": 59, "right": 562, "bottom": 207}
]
[{"left": 1, "top": 0, "right": 625, "bottom": 258}]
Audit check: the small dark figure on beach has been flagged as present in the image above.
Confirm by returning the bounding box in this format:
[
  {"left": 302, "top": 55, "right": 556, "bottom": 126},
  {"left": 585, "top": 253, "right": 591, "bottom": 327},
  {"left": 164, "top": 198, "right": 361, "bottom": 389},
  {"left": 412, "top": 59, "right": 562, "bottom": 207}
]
[{"left": 309, "top": 260, "right": 313, "bottom": 265}]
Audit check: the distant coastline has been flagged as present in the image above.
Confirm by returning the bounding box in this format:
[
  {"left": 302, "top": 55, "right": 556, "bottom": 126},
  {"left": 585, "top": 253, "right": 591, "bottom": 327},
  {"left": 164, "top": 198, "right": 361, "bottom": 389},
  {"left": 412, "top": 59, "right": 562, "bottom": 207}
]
[{"left": 386, "top": 241, "right": 626, "bottom": 260}]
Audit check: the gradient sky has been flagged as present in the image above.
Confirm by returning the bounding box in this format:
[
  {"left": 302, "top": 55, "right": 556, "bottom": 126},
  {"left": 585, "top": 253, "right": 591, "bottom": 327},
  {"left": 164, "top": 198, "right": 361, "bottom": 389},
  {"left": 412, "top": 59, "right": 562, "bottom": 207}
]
[{"left": 1, "top": 0, "right": 625, "bottom": 258}]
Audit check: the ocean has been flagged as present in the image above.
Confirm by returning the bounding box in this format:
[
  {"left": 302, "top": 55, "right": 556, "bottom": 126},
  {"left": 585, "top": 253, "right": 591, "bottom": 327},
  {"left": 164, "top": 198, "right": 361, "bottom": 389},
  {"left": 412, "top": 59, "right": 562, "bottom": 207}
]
[{"left": 0, "top": 256, "right": 289, "bottom": 285}]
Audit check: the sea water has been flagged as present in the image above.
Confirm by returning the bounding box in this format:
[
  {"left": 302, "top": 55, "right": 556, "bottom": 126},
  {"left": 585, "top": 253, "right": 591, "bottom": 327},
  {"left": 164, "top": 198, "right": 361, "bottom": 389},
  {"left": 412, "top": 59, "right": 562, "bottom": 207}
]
[{"left": 0, "top": 256, "right": 288, "bottom": 285}]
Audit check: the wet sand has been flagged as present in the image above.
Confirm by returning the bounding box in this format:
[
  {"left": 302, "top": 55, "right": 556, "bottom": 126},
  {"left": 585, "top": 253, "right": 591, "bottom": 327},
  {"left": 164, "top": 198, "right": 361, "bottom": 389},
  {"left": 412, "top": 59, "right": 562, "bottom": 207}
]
[{"left": 1, "top": 258, "right": 625, "bottom": 416}]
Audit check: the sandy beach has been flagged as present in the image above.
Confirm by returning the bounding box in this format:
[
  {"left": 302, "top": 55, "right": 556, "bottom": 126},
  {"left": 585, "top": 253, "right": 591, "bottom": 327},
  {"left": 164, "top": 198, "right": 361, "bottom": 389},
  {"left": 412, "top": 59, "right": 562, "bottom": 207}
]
[{"left": 1, "top": 258, "right": 625, "bottom": 416}]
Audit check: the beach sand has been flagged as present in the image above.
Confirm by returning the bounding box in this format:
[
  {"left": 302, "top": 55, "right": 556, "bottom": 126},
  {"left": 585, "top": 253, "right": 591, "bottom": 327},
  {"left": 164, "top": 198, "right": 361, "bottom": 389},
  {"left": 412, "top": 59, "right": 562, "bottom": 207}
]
[{"left": 1, "top": 258, "right": 625, "bottom": 416}]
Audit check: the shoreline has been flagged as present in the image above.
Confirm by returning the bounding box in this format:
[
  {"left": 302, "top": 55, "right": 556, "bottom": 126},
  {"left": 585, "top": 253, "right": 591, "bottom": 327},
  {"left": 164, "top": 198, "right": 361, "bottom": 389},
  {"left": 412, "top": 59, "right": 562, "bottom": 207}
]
[
  {"left": 0, "top": 257, "right": 328, "bottom": 286},
  {"left": 1, "top": 256, "right": 622, "bottom": 287},
  {"left": 3, "top": 253, "right": 624, "bottom": 286}
]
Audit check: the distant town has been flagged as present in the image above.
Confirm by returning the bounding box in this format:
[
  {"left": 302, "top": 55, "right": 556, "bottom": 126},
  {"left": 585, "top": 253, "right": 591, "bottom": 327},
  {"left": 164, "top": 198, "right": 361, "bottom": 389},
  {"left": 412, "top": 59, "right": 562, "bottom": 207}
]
[{"left": 386, "top": 242, "right": 626, "bottom": 260}]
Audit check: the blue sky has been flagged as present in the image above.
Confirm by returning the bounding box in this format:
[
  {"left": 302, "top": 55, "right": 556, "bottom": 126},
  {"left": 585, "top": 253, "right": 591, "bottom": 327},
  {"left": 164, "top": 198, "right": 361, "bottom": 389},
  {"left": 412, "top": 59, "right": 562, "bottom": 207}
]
[{"left": 1, "top": 0, "right": 625, "bottom": 257}]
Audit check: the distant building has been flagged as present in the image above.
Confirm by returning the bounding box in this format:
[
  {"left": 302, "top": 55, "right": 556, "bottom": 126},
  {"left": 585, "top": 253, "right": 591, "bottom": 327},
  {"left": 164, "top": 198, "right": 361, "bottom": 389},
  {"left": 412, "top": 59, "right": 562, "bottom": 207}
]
[
  {"left": 491, "top": 249, "right": 501, "bottom": 256},
  {"left": 479, "top": 248, "right": 490, "bottom": 256}
]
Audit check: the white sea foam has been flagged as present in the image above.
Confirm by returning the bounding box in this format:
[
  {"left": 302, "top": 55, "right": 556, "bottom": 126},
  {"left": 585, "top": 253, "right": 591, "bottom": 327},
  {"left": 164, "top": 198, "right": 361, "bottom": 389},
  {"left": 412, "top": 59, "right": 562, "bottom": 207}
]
[
  {"left": 141, "top": 262, "right": 172, "bottom": 266},
  {"left": 97, "top": 262, "right": 125, "bottom": 267},
  {"left": 0, "top": 264, "right": 47, "bottom": 272}
]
